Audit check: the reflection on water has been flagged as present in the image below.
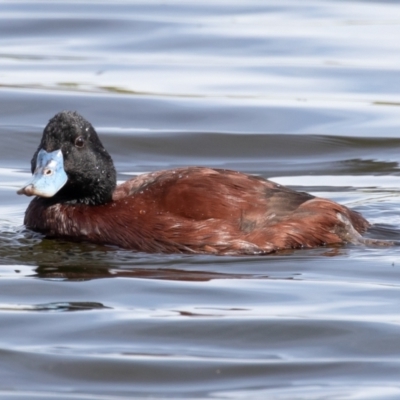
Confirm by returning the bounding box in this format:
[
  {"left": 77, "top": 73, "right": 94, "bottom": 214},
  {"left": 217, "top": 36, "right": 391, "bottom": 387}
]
[
  {"left": 0, "top": 301, "right": 109, "bottom": 312},
  {"left": 1, "top": 0, "right": 400, "bottom": 399}
]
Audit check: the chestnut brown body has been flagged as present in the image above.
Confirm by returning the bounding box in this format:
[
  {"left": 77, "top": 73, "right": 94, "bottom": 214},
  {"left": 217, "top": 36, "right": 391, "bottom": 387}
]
[{"left": 25, "top": 167, "right": 370, "bottom": 255}]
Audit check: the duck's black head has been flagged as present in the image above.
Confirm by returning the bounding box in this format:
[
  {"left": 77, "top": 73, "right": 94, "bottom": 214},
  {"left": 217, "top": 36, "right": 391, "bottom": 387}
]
[{"left": 18, "top": 111, "right": 117, "bottom": 205}]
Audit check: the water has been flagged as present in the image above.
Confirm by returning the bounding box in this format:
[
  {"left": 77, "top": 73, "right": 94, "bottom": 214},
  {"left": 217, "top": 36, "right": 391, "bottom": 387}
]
[{"left": 1, "top": 1, "right": 400, "bottom": 399}]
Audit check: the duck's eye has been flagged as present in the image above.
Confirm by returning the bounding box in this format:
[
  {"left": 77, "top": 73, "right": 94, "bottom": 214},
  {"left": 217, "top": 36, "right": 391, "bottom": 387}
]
[{"left": 74, "top": 136, "right": 85, "bottom": 148}]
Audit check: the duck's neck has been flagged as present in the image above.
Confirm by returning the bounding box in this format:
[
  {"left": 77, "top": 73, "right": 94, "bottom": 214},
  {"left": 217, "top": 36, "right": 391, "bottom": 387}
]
[
  {"left": 56, "top": 187, "right": 115, "bottom": 205},
  {"left": 47, "top": 167, "right": 117, "bottom": 206}
]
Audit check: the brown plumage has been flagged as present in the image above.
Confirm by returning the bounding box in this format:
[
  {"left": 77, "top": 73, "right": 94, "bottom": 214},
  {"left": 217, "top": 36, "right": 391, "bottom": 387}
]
[
  {"left": 20, "top": 111, "right": 371, "bottom": 255},
  {"left": 24, "top": 166, "right": 370, "bottom": 255}
]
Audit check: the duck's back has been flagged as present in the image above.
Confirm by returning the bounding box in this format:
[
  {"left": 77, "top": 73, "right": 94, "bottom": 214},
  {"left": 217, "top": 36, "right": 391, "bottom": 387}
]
[{"left": 109, "top": 167, "right": 370, "bottom": 254}]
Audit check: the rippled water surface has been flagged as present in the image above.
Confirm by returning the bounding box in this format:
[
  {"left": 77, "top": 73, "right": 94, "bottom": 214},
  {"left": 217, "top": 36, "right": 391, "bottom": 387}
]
[{"left": 2, "top": 1, "right": 400, "bottom": 399}]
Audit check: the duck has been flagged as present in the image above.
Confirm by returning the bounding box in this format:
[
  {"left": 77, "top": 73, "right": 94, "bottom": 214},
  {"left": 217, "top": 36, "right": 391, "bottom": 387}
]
[{"left": 17, "top": 111, "right": 372, "bottom": 255}]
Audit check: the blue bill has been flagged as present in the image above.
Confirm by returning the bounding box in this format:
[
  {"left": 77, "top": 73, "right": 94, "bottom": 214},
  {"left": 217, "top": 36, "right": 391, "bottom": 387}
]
[{"left": 17, "top": 149, "right": 68, "bottom": 197}]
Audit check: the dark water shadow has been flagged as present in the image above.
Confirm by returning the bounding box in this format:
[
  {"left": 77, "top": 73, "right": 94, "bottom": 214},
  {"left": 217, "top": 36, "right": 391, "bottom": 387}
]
[
  {"left": 0, "top": 301, "right": 109, "bottom": 313},
  {"left": 32, "top": 265, "right": 267, "bottom": 282}
]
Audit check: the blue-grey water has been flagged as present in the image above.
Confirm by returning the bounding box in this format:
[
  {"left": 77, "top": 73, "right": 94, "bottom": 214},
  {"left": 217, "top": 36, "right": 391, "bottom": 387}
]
[{"left": 1, "top": 1, "right": 400, "bottom": 399}]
